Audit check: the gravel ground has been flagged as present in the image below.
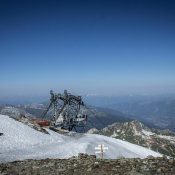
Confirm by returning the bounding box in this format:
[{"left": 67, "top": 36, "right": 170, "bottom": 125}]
[{"left": 0, "top": 154, "right": 175, "bottom": 175}]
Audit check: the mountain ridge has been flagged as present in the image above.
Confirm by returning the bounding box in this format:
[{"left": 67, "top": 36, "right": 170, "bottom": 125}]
[{"left": 88, "top": 120, "right": 175, "bottom": 157}]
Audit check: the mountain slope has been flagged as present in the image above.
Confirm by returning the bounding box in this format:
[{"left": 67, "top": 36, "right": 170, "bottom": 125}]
[
  {"left": 0, "top": 115, "right": 161, "bottom": 163},
  {"left": 84, "top": 106, "right": 131, "bottom": 130},
  {"left": 88, "top": 120, "right": 175, "bottom": 157},
  {"left": 1, "top": 104, "right": 131, "bottom": 130}
]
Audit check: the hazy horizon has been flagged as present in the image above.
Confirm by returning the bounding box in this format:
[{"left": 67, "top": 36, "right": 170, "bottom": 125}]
[{"left": 1, "top": 0, "right": 175, "bottom": 98}]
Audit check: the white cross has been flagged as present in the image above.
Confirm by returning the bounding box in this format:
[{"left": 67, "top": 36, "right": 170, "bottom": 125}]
[{"left": 95, "top": 144, "right": 108, "bottom": 159}]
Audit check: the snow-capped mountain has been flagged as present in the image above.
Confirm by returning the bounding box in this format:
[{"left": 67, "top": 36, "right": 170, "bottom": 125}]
[
  {"left": 88, "top": 120, "right": 175, "bottom": 157},
  {"left": 0, "top": 115, "right": 161, "bottom": 163}
]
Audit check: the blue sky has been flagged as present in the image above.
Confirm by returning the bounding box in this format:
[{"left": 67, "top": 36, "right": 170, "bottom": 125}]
[{"left": 0, "top": 0, "right": 175, "bottom": 97}]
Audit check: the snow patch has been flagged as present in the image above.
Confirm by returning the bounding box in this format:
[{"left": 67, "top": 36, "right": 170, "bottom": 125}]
[
  {"left": 142, "top": 129, "right": 154, "bottom": 136},
  {"left": 111, "top": 131, "right": 118, "bottom": 137},
  {"left": 157, "top": 135, "right": 175, "bottom": 142},
  {"left": 0, "top": 115, "right": 161, "bottom": 163}
]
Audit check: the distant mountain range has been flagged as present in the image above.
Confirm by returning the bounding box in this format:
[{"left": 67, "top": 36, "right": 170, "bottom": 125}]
[
  {"left": 88, "top": 120, "right": 175, "bottom": 157},
  {"left": 107, "top": 99, "right": 175, "bottom": 132},
  {"left": 85, "top": 95, "right": 175, "bottom": 131},
  {"left": 1, "top": 94, "right": 175, "bottom": 131}
]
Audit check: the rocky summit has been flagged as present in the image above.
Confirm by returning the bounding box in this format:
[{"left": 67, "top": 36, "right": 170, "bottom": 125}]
[{"left": 0, "top": 154, "right": 175, "bottom": 175}]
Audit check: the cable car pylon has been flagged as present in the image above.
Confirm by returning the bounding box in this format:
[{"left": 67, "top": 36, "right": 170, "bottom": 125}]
[{"left": 40, "top": 90, "right": 87, "bottom": 132}]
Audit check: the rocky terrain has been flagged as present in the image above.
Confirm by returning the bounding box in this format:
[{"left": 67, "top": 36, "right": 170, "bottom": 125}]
[
  {"left": 0, "top": 105, "right": 34, "bottom": 119},
  {"left": 0, "top": 154, "right": 175, "bottom": 175},
  {"left": 88, "top": 120, "right": 175, "bottom": 157}
]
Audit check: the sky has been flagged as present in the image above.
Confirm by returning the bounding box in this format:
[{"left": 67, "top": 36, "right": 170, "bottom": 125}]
[{"left": 0, "top": 0, "right": 175, "bottom": 97}]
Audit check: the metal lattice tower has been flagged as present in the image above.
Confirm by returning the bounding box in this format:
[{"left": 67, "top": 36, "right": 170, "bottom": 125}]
[{"left": 42, "top": 90, "right": 87, "bottom": 131}]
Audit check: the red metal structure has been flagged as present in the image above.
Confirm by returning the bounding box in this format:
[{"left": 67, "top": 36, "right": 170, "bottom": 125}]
[{"left": 35, "top": 119, "right": 50, "bottom": 127}]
